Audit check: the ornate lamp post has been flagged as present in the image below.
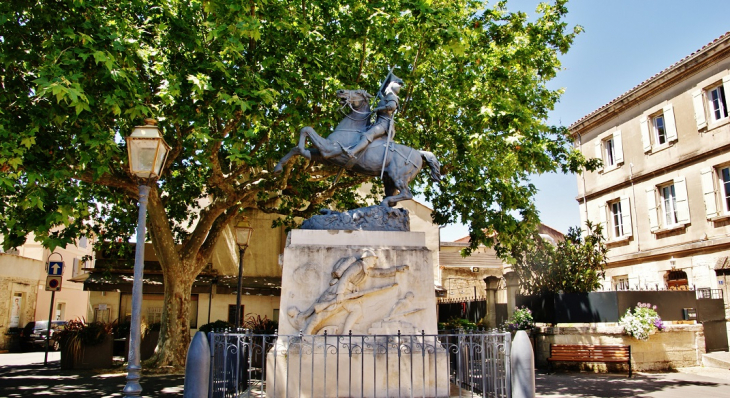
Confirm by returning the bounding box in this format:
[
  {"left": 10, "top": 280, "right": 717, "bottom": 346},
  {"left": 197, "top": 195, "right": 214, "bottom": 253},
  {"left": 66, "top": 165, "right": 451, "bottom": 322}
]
[
  {"left": 234, "top": 220, "right": 253, "bottom": 328},
  {"left": 123, "top": 119, "right": 170, "bottom": 397}
]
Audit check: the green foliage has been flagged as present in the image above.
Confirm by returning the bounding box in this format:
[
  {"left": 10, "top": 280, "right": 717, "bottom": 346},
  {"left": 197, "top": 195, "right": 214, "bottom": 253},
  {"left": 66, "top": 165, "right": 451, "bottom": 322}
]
[
  {"left": 619, "top": 302, "right": 664, "bottom": 341},
  {"left": 504, "top": 306, "right": 533, "bottom": 331},
  {"left": 0, "top": 0, "right": 591, "bottom": 365},
  {"left": 438, "top": 317, "right": 477, "bottom": 331},
  {"left": 0, "top": 0, "right": 590, "bottom": 254},
  {"left": 511, "top": 221, "right": 608, "bottom": 295},
  {"left": 198, "top": 320, "right": 234, "bottom": 334}
]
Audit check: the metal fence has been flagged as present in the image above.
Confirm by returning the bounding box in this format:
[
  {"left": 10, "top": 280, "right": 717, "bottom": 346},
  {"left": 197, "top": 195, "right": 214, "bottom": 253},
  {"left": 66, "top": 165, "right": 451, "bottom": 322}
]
[{"left": 208, "top": 330, "right": 511, "bottom": 398}]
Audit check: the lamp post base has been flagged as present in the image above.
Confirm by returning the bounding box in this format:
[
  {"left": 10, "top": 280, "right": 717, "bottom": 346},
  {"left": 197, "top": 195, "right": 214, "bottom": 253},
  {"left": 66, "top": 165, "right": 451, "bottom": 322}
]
[{"left": 123, "top": 364, "right": 143, "bottom": 397}]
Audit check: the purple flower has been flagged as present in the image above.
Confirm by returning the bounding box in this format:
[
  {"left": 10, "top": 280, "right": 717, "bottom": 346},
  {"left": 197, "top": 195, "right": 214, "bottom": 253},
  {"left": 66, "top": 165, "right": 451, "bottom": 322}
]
[{"left": 654, "top": 318, "right": 664, "bottom": 331}]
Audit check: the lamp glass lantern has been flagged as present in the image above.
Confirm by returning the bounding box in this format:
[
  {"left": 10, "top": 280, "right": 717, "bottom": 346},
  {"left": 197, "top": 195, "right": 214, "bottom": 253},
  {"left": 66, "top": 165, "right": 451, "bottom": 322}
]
[
  {"left": 126, "top": 119, "right": 171, "bottom": 180},
  {"left": 235, "top": 221, "right": 254, "bottom": 249}
]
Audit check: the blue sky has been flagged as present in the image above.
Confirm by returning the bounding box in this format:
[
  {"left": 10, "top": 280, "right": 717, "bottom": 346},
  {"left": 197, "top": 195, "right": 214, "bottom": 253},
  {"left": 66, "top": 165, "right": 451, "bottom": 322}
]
[{"left": 438, "top": 0, "right": 730, "bottom": 241}]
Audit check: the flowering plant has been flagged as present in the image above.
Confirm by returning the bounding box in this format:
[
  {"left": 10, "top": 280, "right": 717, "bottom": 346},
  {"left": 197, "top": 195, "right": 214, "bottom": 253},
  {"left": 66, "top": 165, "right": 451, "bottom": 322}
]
[
  {"left": 504, "top": 306, "right": 534, "bottom": 331},
  {"left": 619, "top": 302, "right": 664, "bottom": 341}
]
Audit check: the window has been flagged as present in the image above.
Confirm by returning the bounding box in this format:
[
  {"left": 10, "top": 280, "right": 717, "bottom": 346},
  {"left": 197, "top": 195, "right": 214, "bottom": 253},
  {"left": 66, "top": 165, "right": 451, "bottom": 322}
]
[
  {"left": 594, "top": 130, "right": 623, "bottom": 171},
  {"left": 693, "top": 77, "right": 730, "bottom": 130},
  {"left": 708, "top": 85, "right": 728, "bottom": 122},
  {"left": 700, "top": 165, "right": 730, "bottom": 218},
  {"left": 612, "top": 275, "right": 629, "bottom": 291},
  {"left": 661, "top": 184, "right": 678, "bottom": 226},
  {"left": 640, "top": 105, "right": 677, "bottom": 152},
  {"left": 598, "top": 197, "right": 632, "bottom": 240},
  {"left": 611, "top": 201, "right": 624, "bottom": 237},
  {"left": 652, "top": 114, "right": 667, "bottom": 145},
  {"left": 646, "top": 177, "right": 690, "bottom": 232},
  {"left": 604, "top": 138, "right": 616, "bottom": 166}
]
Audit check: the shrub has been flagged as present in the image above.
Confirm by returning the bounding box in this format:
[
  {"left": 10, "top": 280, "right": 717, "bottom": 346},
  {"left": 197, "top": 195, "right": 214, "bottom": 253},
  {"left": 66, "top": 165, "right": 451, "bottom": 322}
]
[
  {"left": 619, "top": 302, "right": 664, "bottom": 341},
  {"left": 438, "top": 317, "right": 477, "bottom": 331},
  {"left": 504, "top": 306, "right": 534, "bottom": 331},
  {"left": 243, "top": 314, "right": 277, "bottom": 334},
  {"left": 198, "top": 320, "right": 233, "bottom": 334}
]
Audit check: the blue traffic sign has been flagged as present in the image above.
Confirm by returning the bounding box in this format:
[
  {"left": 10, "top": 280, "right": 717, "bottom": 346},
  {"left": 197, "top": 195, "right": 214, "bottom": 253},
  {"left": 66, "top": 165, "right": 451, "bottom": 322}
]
[{"left": 48, "top": 261, "right": 64, "bottom": 276}]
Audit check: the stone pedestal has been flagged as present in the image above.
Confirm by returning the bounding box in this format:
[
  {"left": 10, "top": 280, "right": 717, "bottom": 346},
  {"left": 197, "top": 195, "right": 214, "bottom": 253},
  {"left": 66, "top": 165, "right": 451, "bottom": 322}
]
[{"left": 267, "top": 229, "right": 447, "bottom": 397}]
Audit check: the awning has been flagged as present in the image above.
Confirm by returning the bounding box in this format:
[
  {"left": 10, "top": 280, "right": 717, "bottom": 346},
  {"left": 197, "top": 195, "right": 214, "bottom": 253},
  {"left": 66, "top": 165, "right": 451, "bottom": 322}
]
[
  {"left": 715, "top": 256, "right": 730, "bottom": 270},
  {"left": 80, "top": 272, "right": 281, "bottom": 296}
]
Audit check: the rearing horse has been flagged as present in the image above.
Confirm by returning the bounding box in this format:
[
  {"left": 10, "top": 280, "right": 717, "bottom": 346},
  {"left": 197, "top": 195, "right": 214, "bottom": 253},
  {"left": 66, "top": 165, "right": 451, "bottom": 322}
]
[{"left": 273, "top": 89, "right": 441, "bottom": 207}]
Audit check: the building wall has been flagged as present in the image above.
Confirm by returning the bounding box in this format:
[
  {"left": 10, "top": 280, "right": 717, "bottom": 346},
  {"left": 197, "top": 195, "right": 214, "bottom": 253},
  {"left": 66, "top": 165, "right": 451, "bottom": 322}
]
[
  {"left": 0, "top": 254, "right": 44, "bottom": 349},
  {"left": 574, "top": 37, "right": 730, "bottom": 306}
]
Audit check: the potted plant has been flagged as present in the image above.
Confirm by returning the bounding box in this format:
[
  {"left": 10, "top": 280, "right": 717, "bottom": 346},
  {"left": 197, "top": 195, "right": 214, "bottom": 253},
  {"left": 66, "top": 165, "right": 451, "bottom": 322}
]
[
  {"left": 504, "top": 306, "right": 534, "bottom": 332},
  {"left": 619, "top": 302, "right": 664, "bottom": 341},
  {"left": 57, "top": 319, "right": 114, "bottom": 370},
  {"left": 243, "top": 314, "right": 277, "bottom": 370}
]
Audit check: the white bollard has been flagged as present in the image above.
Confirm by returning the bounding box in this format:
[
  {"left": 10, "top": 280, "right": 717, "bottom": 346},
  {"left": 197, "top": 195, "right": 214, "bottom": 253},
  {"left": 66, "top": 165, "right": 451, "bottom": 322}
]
[
  {"left": 511, "top": 330, "right": 535, "bottom": 398},
  {"left": 184, "top": 331, "right": 211, "bottom": 398}
]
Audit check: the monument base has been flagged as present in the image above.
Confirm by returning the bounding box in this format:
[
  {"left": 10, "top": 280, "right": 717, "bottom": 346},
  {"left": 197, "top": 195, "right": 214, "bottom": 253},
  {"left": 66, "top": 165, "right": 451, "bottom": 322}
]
[{"left": 266, "top": 339, "right": 449, "bottom": 398}]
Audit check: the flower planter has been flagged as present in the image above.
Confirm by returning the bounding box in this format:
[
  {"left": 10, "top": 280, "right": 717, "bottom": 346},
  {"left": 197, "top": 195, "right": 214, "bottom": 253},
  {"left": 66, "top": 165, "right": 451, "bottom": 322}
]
[{"left": 60, "top": 335, "right": 114, "bottom": 370}]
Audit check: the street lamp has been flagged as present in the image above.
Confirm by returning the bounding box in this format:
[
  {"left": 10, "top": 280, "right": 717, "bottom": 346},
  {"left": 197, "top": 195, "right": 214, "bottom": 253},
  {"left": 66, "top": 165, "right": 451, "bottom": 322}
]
[
  {"left": 234, "top": 219, "right": 253, "bottom": 328},
  {"left": 123, "top": 118, "right": 170, "bottom": 398}
]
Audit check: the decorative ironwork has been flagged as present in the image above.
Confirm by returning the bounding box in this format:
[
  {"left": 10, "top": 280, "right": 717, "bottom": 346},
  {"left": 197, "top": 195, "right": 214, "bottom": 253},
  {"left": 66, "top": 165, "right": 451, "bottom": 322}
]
[{"left": 208, "top": 329, "right": 511, "bottom": 398}]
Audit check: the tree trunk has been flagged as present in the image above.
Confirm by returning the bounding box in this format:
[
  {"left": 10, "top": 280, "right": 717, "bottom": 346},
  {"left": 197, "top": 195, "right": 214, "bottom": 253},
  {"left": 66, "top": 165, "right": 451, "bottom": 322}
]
[{"left": 145, "top": 265, "right": 195, "bottom": 369}]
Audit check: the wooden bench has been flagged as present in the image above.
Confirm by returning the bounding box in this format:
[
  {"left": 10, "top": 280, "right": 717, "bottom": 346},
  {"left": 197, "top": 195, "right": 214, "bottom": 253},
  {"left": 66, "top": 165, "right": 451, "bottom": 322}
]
[{"left": 547, "top": 344, "right": 632, "bottom": 377}]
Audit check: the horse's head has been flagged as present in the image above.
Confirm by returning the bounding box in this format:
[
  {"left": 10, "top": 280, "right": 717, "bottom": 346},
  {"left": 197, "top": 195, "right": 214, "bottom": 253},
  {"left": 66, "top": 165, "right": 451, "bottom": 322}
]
[{"left": 336, "top": 89, "right": 372, "bottom": 112}]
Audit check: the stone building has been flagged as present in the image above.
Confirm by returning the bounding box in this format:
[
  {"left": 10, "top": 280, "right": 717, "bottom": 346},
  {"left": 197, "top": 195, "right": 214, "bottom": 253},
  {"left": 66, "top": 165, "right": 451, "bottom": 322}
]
[
  {"left": 571, "top": 33, "right": 730, "bottom": 309},
  {"left": 0, "top": 234, "right": 94, "bottom": 349}
]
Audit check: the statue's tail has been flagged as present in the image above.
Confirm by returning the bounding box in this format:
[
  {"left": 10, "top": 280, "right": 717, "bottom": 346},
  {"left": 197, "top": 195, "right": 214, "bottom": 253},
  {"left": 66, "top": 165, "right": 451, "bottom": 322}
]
[{"left": 420, "top": 151, "right": 442, "bottom": 183}]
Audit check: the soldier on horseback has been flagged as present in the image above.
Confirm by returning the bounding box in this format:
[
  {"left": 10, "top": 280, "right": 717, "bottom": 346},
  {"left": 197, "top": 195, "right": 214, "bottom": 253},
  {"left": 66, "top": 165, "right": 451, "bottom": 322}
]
[{"left": 344, "top": 73, "right": 404, "bottom": 159}]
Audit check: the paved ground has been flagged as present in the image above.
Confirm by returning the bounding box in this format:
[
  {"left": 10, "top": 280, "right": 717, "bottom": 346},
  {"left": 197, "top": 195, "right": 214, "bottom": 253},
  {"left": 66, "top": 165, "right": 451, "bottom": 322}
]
[
  {"left": 2, "top": 351, "right": 730, "bottom": 397},
  {"left": 535, "top": 368, "right": 730, "bottom": 398},
  {"left": 0, "top": 352, "right": 184, "bottom": 397}
]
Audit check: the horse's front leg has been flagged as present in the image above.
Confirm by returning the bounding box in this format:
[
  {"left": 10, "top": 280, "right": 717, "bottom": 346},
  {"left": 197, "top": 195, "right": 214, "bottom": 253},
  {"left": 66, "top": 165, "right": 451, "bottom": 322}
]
[{"left": 273, "top": 148, "right": 299, "bottom": 174}]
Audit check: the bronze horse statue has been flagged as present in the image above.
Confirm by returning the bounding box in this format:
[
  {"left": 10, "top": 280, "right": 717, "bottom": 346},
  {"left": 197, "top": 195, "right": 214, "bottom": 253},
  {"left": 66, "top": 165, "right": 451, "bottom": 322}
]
[{"left": 273, "top": 89, "right": 441, "bottom": 207}]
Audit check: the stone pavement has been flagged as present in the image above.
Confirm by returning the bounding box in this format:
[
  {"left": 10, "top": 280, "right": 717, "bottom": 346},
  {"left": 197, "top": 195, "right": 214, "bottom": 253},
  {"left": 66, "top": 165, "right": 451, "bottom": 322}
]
[
  {"left": 0, "top": 352, "right": 184, "bottom": 397},
  {"left": 535, "top": 367, "right": 730, "bottom": 398},
  {"left": 2, "top": 351, "right": 730, "bottom": 397}
]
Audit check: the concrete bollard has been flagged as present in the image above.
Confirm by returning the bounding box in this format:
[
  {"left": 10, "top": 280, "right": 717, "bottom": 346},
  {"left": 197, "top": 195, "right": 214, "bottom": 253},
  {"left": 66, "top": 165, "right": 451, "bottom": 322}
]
[
  {"left": 183, "top": 331, "right": 211, "bottom": 398},
  {"left": 511, "top": 330, "right": 535, "bottom": 398}
]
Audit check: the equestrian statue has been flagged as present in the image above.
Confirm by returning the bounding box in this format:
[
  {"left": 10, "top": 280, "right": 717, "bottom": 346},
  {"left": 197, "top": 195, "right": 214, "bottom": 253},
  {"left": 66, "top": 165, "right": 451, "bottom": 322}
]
[{"left": 273, "top": 72, "right": 441, "bottom": 207}]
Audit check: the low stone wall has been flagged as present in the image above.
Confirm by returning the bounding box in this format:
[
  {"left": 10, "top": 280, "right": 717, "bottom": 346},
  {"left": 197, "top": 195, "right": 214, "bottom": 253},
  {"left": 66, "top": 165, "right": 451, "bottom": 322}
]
[{"left": 533, "top": 323, "right": 705, "bottom": 372}]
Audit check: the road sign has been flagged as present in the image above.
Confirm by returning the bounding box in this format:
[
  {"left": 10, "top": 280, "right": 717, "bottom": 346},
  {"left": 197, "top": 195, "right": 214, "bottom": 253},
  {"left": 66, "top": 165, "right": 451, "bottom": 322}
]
[
  {"left": 45, "top": 276, "right": 62, "bottom": 291},
  {"left": 48, "top": 261, "right": 64, "bottom": 276}
]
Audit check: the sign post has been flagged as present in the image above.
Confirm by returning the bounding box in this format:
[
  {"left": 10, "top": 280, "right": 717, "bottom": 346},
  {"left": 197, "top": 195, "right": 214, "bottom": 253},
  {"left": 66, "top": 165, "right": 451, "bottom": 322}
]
[{"left": 44, "top": 254, "right": 63, "bottom": 366}]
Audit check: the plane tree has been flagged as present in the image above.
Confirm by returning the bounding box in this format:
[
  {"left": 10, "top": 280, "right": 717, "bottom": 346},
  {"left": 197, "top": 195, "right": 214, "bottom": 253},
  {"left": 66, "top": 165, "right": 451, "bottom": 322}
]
[{"left": 0, "top": 0, "right": 593, "bottom": 367}]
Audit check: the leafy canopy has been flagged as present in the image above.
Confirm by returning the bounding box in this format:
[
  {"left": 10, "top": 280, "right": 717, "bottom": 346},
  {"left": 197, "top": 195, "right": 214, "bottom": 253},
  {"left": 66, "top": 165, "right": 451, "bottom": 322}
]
[
  {"left": 0, "top": 0, "right": 589, "bottom": 257},
  {"left": 511, "top": 222, "right": 609, "bottom": 295}
]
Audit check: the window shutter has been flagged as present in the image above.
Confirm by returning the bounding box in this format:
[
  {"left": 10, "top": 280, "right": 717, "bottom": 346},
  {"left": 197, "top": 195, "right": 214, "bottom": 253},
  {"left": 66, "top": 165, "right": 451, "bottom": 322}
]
[
  {"left": 640, "top": 116, "right": 652, "bottom": 152},
  {"left": 620, "top": 196, "right": 632, "bottom": 237},
  {"left": 598, "top": 203, "right": 608, "bottom": 239},
  {"left": 674, "top": 176, "right": 690, "bottom": 224},
  {"left": 663, "top": 104, "right": 678, "bottom": 142},
  {"left": 613, "top": 130, "right": 624, "bottom": 164},
  {"left": 692, "top": 89, "right": 707, "bottom": 130},
  {"left": 700, "top": 167, "right": 718, "bottom": 218},
  {"left": 723, "top": 75, "right": 730, "bottom": 108},
  {"left": 594, "top": 141, "right": 603, "bottom": 171},
  {"left": 646, "top": 187, "right": 660, "bottom": 232}
]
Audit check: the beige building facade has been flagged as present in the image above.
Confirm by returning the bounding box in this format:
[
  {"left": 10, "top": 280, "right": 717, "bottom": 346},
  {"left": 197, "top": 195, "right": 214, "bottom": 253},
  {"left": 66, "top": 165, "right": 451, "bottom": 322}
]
[
  {"left": 572, "top": 33, "right": 730, "bottom": 305},
  {"left": 0, "top": 233, "right": 94, "bottom": 349}
]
